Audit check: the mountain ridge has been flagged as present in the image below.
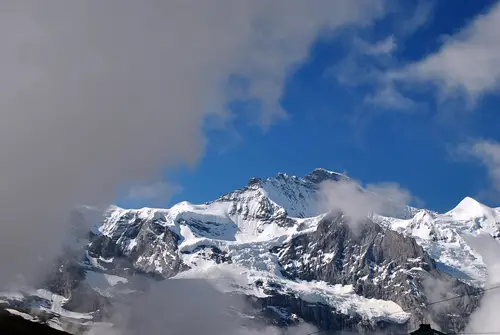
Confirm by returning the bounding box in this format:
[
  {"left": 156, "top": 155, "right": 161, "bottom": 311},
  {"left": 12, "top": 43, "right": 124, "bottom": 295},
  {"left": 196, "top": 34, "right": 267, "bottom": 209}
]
[{"left": 1, "top": 168, "right": 498, "bottom": 334}]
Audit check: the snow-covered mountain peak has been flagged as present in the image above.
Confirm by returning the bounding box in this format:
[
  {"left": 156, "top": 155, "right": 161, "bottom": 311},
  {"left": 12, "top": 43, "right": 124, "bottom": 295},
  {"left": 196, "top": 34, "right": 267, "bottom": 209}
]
[
  {"left": 213, "top": 168, "right": 348, "bottom": 219},
  {"left": 446, "top": 196, "right": 498, "bottom": 221}
]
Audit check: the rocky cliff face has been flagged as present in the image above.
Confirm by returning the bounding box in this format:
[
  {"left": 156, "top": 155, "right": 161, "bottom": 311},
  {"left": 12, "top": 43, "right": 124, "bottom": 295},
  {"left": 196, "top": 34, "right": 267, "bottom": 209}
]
[
  {"left": 274, "top": 213, "right": 479, "bottom": 331},
  {"left": 2, "top": 169, "right": 497, "bottom": 334}
]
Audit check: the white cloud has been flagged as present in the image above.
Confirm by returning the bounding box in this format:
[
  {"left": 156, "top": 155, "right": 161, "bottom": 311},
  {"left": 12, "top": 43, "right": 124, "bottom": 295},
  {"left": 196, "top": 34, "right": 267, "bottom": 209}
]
[
  {"left": 318, "top": 179, "right": 413, "bottom": 233},
  {"left": 458, "top": 140, "right": 500, "bottom": 191},
  {"left": 365, "top": 182, "right": 413, "bottom": 206},
  {"left": 335, "top": 2, "right": 500, "bottom": 114},
  {"left": 0, "top": 0, "right": 386, "bottom": 287},
  {"left": 394, "top": 2, "right": 500, "bottom": 102}
]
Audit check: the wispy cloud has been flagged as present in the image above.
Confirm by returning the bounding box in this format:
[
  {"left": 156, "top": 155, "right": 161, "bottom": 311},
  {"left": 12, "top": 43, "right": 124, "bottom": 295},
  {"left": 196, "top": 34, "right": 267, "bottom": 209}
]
[
  {"left": 396, "top": 1, "right": 435, "bottom": 37},
  {"left": 364, "top": 83, "right": 416, "bottom": 110},
  {"left": 126, "top": 182, "right": 181, "bottom": 207},
  {"left": 333, "top": 2, "right": 500, "bottom": 116},
  {"left": 393, "top": 2, "right": 500, "bottom": 103},
  {"left": 456, "top": 139, "right": 500, "bottom": 193},
  {"left": 318, "top": 178, "right": 413, "bottom": 233},
  {"left": 332, "top": 36, "right": 419, "bottom": 113},
  {"left": 356, "top": 35, "right": 397, "bottom": 56}
]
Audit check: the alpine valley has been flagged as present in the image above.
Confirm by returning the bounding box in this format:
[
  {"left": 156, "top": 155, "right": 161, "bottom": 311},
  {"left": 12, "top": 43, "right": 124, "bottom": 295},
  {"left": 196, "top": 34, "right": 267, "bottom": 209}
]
[{"left": 1, "top": 169, "right": 498, "bottom": 334}]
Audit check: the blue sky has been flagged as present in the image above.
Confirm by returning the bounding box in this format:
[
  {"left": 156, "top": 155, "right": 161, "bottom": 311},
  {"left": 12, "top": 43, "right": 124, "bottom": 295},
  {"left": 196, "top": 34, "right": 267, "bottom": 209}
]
[{"left": 119, "top": 0, "right": 500, "bottom": 213}]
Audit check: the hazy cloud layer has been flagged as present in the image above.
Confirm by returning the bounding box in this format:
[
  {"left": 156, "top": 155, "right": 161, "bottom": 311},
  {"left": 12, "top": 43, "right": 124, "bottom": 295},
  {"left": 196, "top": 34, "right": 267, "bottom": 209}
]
[
  {"left": 0, "top": 0, "right": 386, "bottom": 287},
  {"left": 89, "top": 278, "right": 318, "bottom": 335}
]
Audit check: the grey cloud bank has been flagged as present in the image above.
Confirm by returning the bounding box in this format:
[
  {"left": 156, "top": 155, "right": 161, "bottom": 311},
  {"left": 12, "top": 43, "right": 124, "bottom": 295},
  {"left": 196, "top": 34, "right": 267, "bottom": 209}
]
[{"left": 0, "top": 0, "right": 385, "bottom": 291}]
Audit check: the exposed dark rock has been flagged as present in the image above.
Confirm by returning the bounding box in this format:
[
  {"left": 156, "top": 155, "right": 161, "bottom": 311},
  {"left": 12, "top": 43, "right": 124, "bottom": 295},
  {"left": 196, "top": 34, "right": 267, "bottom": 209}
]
[
  {"left": 63, "top": 283, "right": 110, "bottom": 314},
  {"left": 180, "top": 245, "right": 232, "bottom": 264},
  {"left": 304, "top": 168, "right": 346, "bottom": 184},
  {"left": 273, "top": 213, "right": 480, "bottom": 333},
  {"left": 41, "top": 249, "right": 86, "bottom": 298},
  {"left": 87, "top": 214, "right": 187, "bottom": 278}
]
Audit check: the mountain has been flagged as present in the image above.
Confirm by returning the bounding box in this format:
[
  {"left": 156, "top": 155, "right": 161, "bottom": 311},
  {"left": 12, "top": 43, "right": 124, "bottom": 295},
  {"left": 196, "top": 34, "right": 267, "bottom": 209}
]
[{"left": 1, "top": 168, "right": 498, "bottom": 334}]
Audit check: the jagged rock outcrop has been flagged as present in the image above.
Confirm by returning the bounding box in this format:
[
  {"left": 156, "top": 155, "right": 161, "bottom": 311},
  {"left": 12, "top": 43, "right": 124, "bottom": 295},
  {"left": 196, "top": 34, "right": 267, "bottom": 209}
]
[
  {"left": 274, "top": 212, "right": 480, "bottom": 332},
  {"left": 87, "top": 211, "right": 187, "bottom": 278}
]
